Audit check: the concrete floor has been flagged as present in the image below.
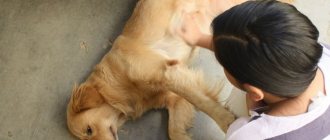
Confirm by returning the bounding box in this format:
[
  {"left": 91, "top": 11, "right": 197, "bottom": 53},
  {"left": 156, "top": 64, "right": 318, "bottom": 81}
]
[{"left": 0, "top": 0, "right": 329, "bottom": 140}]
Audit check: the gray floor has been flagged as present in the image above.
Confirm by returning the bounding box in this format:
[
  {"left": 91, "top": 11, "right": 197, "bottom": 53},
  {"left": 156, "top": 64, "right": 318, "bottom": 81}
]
[{"left": 0, "top": 0, "right": 329, "bottom": 140}]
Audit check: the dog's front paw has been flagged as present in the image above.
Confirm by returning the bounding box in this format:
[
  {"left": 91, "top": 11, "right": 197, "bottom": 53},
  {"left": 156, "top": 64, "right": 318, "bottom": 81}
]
[{"left": 219, "top": 109, "right": 236, "bottom": 132}]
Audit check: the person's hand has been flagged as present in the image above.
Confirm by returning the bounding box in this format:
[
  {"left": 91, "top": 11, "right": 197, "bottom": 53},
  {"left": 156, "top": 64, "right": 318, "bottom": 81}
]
[{"left": 177, "top": 12, "right": 204, "bottom": 46}]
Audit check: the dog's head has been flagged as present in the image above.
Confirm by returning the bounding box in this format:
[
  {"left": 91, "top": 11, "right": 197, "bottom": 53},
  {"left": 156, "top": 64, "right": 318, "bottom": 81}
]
[{"left": 66, "top": 83, "right": 126, "bottom": 140}]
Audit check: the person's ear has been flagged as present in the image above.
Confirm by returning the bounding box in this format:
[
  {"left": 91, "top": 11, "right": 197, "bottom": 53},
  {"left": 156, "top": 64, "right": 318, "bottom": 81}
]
[{"left": 243, "top": 83, "right": 264, "bottom": 101}]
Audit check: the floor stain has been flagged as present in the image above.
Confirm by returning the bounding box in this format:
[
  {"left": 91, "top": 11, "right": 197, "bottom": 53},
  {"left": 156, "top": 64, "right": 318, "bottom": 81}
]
[{"left": 8, "top": 131, "right": 13, "bottom": 137}]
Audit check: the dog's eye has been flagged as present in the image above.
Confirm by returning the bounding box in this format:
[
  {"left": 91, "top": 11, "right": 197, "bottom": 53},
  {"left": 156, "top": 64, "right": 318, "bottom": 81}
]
[{"left": 86, "top": 126, "right": 93, "bottom": 136}]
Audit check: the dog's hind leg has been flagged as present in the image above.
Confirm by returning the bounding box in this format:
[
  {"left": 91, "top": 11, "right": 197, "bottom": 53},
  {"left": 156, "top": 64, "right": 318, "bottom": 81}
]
[{"left": 166, "top": 93, "right": 195, "bottom": 140}]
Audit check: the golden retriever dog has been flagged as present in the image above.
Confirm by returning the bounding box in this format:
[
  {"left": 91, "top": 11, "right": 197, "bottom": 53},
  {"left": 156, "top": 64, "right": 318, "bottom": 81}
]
[
  {"left": 66, "top": 0, "right": 241, "bottom": 140},
  {"left": 66, "top": 0, "right": 296, "bottom": 139}
]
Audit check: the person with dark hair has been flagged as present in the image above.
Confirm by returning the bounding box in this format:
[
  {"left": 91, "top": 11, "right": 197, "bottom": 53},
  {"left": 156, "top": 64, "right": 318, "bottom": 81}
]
[{"left": 178, "top": 0, "right": 330, "bottom": 139}]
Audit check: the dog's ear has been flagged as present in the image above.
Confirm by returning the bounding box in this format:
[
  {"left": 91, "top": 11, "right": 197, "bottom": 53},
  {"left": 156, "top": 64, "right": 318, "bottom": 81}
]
[
  {"left": 70, "top": 83, "right": 105, "bottom": 113},
  {"left": 96, "top": 85, "right": 134, "bottom": 116}
]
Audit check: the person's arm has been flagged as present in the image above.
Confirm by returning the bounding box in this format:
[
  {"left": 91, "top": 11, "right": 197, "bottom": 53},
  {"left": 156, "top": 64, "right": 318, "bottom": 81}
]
[
  {"left": 196, "top": 34, "right": 213, "bottom": 50},
  {"left": 177, "top": 12, "right": 214, "bottom": 51}
]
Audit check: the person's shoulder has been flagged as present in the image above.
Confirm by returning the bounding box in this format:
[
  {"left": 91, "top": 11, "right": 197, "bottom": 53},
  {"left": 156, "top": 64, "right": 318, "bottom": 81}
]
[{"left": 226, "top": 116, "right": 266, "bottom": 140}]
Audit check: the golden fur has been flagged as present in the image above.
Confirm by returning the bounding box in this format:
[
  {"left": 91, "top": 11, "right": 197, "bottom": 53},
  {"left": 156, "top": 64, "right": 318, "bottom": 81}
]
[{"left": 67, "top": 0, "right": 294, "bottom": 140}]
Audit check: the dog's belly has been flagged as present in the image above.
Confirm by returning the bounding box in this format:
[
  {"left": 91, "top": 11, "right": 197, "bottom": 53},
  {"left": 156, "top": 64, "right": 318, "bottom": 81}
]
[{"left": 151, "top": 36, "right": 195, "bottom": 63}]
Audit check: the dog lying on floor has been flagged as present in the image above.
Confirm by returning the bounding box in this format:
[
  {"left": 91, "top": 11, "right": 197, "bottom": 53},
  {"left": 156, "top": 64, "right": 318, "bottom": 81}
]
[{"left": 66, "top": 0, "right": 239, "bottom": 140}]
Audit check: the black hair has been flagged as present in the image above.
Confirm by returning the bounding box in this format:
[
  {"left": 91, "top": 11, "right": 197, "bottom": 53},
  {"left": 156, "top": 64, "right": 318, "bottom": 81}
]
[{"left": 212, "top": 0, "right": 323, "bottom": 97}]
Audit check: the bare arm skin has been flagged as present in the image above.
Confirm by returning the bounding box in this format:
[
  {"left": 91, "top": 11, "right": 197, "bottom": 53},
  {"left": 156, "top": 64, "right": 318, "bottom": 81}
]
[{"left": 177, "top": 12, "right": 213, "bottom": 51}]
